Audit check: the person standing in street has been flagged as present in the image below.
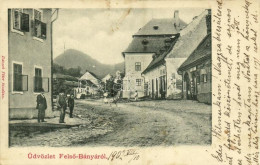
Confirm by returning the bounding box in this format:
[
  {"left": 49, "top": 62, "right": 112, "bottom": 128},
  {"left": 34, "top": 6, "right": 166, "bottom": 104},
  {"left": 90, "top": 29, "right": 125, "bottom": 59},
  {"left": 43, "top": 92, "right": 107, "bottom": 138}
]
[
  {"left": 134, "top": 90, "right": 138, "bottom": 101},
  {"left": 36, "top": 88, "right": 47, "bottom": 123},
  {"left": 68, "top": 94, "right": 75, "bottom": 118},
  {"left": 57, "top": 90, "right": 67, "bottom": 123}
]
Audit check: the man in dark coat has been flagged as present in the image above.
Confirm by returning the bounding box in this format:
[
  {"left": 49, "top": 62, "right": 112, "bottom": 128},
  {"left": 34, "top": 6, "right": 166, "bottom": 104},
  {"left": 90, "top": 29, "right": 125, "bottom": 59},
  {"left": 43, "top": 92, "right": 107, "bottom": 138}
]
[
  {"left": 36, "top": 88, "right": 47, "bottom": 123},
  {"left": 57, "top": 91, "right": 67, "bottom": 123},
  {"left": 68, "top": 94, "right": 75, "bottom": 118}
]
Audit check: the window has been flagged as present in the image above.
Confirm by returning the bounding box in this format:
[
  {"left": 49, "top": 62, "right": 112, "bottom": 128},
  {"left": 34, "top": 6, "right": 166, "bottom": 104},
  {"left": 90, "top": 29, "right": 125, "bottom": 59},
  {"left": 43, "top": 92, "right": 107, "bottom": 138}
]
[
  {"left": 136, "top": 79, "right": 142, "bottom": 86},
  {"left": 12, "top": 9, "right": 29, "bottom": 32},
  {"left": 201, "top": 74, "right": 207, "bottom": 83},
  {"left": 13, "top": 9, "right": 22, "bottom": 30},
  {"left": 196, "top": 75, "right": 200, "bottom": 84},
  {"left": 135, "top": 62, "right": 141, "bottom": 71},
  {"left": 13, "top": 64, "right": 22, "bottom": 91},
  {"left": 13, "top": 63, "right": 28, "bottom": 92},
  {"left": 33, "top": 9, "right": 46, "bottom": 39},
  {"left": 34, "top": 9, "right": 42, "bottom": 21},
  {"left": 34, "top": 68, "right": 42, "bottom": 92},
  {"left": 203, "top": 74, "right": 208, "bottom": 83}
]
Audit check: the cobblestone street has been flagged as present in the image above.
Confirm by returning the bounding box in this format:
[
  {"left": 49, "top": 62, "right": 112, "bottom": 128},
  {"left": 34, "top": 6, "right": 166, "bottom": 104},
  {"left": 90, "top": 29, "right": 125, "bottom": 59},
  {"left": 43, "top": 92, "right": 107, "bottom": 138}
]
[{"left": 10, "top": 99, "right": 211, "bottom": 147}]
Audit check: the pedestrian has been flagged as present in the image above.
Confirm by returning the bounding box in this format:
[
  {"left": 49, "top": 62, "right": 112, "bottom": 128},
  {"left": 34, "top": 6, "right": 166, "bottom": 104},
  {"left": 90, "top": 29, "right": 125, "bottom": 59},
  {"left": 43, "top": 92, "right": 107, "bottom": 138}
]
[
  {"left": 36, "top": 88, "right": 47, "bottom": 123},
  {"left": 68, "top": 94, "right": 75, "bottom": 118},
  {"left": 57, "top": 90, "right": 67, "bottom": 123},
  {"left": 103, "top": 91, "right": 108, "bottom": 104},
  {"left": 134, "top": 90, "right": 138, "bottom": 101}
]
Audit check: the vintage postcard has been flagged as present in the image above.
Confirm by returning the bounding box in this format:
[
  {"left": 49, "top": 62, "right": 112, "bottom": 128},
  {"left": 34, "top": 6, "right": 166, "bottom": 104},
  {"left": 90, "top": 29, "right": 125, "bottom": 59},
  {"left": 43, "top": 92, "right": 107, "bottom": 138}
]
[{"left": 0, "top": 0, "right": 259, "bottom": 164}]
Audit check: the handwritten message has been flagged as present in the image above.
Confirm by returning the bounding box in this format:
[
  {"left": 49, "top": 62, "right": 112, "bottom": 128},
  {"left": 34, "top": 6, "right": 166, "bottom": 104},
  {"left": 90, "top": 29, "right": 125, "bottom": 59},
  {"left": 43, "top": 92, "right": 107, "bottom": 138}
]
[{"left": 211, "top": 0, "right": 259, "bottom": 165}]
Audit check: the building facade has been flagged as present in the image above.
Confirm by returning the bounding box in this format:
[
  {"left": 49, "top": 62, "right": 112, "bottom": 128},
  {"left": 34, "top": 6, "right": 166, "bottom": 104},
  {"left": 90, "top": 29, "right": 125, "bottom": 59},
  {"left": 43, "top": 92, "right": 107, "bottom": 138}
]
[
  {"left": 142, "top": 9, "right": 211, "bottom": 100},
  {"left": 122, "top": 11, "right": 186, "bottom": 98},
  {"left": 177, "top": 33, "right": 212, "bottom": 104},
  {"left": 8, "top": 9, "right": 53, "bottom": 119}
]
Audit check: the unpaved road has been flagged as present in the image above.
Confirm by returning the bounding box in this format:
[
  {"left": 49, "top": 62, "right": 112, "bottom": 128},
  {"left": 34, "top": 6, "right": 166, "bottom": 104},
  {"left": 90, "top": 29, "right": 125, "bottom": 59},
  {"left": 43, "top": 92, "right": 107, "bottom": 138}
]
[
  {"left": 10, "top": 99, "right": 211, "bottom": 147},
  {"left": 80, "top": 99, "right": 212, "bottom": 146}
]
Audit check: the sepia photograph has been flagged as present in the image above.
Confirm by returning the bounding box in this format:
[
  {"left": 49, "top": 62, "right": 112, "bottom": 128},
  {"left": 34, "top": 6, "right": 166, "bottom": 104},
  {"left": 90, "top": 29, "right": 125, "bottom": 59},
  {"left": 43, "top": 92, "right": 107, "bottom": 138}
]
[
  {"left": 1, "top": 0, "right": 259, "bottom": 164},
  {"left": 8, "top": 8, "right": 212, "bottom": 147}
]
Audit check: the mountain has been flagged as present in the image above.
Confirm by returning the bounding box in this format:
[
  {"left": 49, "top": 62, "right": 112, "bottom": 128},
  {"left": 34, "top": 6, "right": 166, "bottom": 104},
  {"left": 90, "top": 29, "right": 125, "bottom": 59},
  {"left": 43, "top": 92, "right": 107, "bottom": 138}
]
[{"left": 54, "top": 49, "right": 124, "bottom": 79}]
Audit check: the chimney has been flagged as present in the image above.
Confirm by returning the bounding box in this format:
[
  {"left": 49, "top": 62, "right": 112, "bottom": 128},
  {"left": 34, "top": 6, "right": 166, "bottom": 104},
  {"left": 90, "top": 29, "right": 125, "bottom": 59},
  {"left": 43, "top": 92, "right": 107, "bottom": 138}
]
[{"left": 174, "top": 10, "right": 180, "bottom": 27}]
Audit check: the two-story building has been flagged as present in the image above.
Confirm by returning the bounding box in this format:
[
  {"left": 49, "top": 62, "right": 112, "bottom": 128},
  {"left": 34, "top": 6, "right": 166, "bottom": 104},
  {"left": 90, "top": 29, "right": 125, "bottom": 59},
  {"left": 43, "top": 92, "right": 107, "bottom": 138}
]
[
  {"left": 177, "top": 33, "right": 212, "bottom": 104},
  {"left": 122, "top": 11, "right": 187, "bottom": 98},
  {"left": 142, "top": 9, "right": 211, "bottom": 99},
  {"left": 8, "top": 9, "right": 53, "bottom": 119}
]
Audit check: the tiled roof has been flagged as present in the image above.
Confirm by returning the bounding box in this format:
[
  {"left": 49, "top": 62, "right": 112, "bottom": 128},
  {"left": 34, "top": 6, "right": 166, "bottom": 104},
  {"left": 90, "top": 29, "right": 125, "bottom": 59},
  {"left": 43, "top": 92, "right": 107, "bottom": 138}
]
[
  {"left": 167, "top": 10, "right": 209, "bottom": 58},
  {"left": 123, "top": 36, "right": 177, "bottom": 54},
  {"left": 142, "top": 35, "right": 180, "bottom": 74},
  {"left": 80, "top": 71, "right": 100, "bottom": 81},
  {"left": 134, "top": 18, "right": 186, "bottom": 36},
  {"left": 178, "top": 33, "right": 211, "bottom": 71},
  {"left": 142, "top": 10, "right": 210, "bottom": 74}
]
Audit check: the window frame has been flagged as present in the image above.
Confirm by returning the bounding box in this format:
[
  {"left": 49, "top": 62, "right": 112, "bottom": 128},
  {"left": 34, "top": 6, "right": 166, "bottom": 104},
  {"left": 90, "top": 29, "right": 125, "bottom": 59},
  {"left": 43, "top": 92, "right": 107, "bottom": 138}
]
[
  {"left": 135, "top": 62, "right": 141, "bottom": 71},
  {"left": 203, "top": 74, "right": 208, "bottom": 83},
  {"left": 201, "top": 74, "right": 207, "bottom": 83},
  {"left": 32, "top": 9, "right": 45, "bottom": 42},
  {"left": 33, "top": 9, "right": 43, "bottom": 22},
  {"left": 34, "top": 66, "right": 43, "bottom": 93},
  {"left": 136, "top": 79, "right": 142, "bottom": 86},
  {"left": 12, "top": 61, "right": 24, "bottom": 94},
  {"left": 11, "top": 9, "right": 24, "bottom": 35}
]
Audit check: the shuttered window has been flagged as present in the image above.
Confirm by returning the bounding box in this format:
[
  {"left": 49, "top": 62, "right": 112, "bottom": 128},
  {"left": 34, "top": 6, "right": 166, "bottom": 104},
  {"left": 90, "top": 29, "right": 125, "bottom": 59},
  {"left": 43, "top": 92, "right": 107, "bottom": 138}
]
[
  {"left": 21, "top": 13, "right": 30, "bottom": 32},
  {"left": 41, "top": 22, "right": 46, "bottom": 39},
  {"left": 13, "top": 9, "right": 29, "bottom": 32},
  {"left": 13, "top": 64, "right": 22, "bottom": 91},
  {"left": 34, "top": 9, "right": 42, "bottom": 21},
  {"left": 33, "top": 9, "right": 47, "bottom": 39},
  {"left": 13, "top": 63, "right": 28, "bottom": 92},
  {"left": 13, "top": 10, "right": 21, "bottom": 30},
  {"left": 34, "top": 68, "right": 43, "bottom": 92}
]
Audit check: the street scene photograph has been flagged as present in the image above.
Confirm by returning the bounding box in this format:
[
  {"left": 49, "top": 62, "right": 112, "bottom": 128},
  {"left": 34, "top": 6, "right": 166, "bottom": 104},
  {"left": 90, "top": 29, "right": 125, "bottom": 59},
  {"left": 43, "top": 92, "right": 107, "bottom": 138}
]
[{"left": 8, "top": 8, "right": 212, "bottom": 147}]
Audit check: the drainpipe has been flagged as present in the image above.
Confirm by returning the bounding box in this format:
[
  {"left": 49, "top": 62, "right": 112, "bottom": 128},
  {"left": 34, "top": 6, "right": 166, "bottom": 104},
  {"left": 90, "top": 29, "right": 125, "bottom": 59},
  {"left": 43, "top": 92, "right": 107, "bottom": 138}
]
[{"left": 51, "top": 9, "right": 59, "bottom": 110}]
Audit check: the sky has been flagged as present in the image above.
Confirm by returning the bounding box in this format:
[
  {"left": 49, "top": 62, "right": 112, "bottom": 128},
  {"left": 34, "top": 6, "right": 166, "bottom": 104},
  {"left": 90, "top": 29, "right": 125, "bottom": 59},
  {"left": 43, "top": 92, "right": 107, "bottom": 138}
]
[{"left": 53, "top": 8, "right": 205, "bottom": 65}]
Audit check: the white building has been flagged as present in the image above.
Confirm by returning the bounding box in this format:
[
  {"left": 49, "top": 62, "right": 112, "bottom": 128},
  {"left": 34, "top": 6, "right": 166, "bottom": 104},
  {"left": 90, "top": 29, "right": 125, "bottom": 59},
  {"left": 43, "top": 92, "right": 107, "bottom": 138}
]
[
  {"left": 142, "top": 9, "right": 211, "bottom": 99},
  {"left": 122, "top": 10, "right": 187, "bottom": 98}
]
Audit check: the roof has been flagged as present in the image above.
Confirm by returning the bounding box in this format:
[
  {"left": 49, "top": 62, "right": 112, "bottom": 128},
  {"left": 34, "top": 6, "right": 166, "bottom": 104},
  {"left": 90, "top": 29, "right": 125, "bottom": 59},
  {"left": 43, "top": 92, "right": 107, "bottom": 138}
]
[
  {"left": 167, "top": 10, "right": 210, "bottom": 58},
  {"left": 79, "top": 71, "right": 100, "bottom": 81},
  {"left": 102, "top": 74, "right": 112, "bottom": 82},
  {"left": 123, "top": 36, "right": 177, "bottom": 55},
  {"left": 134, "top": 18, "right": 186, "bottom": 36},
  {"left": 142, "top": 35, "right": 180, "bottom": 74},
  {"left": 178, "top": 33, "right": 211, "bottom": 72}
]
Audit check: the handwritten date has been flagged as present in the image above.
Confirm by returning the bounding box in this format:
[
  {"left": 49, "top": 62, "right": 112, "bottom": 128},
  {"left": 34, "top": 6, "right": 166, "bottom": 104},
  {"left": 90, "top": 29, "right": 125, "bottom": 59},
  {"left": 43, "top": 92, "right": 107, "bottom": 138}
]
[{"left": 107, "top": 149, "right": 140, "bottom": 163}]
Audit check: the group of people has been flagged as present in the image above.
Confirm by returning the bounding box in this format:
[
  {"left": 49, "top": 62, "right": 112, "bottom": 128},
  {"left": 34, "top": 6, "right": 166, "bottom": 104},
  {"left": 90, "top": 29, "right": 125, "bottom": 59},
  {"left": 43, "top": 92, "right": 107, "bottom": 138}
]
[{"left": 36, "top": 89, "right": 75, "bottom": 123}]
